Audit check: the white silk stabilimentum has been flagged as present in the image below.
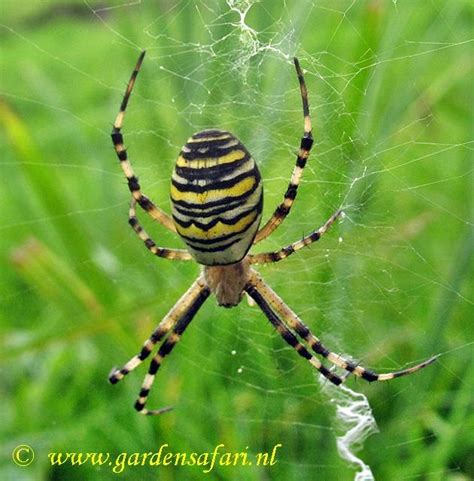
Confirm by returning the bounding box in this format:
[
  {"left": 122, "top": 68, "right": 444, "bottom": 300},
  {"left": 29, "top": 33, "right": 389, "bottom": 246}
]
[{"left": 319, "top": 378, "right": 378, "bottom": 481}]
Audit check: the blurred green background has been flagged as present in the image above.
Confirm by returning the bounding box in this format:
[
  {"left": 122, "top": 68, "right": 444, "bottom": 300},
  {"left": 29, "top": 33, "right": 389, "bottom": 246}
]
[{"left": 1, "top": 1, "right": 473, "bottom": 480}]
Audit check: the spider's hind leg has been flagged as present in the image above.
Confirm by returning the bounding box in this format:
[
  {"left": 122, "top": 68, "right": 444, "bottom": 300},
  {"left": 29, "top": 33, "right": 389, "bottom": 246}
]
[
  {"left": 250, "top": 209, "right": 342, "bottom": 265},
  {"left": 111, "top": 50, "right": 176, "bottom": 232},
  {"left": 127, "top": 198, "right": 192, "bottom": 261},
  {"left": 254, "top": 58, "right": 314, "bottom": 244}
]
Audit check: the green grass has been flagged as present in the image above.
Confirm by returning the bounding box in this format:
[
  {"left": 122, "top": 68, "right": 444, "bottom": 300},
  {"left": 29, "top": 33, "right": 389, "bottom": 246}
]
[{"left": 1, "top": 1, "right": 473, "bottom": 480}]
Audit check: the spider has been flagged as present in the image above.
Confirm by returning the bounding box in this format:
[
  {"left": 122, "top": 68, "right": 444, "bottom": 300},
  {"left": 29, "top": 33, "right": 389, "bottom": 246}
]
[{"left": 109, "top": 51, "right": 437, "bottom": 415}]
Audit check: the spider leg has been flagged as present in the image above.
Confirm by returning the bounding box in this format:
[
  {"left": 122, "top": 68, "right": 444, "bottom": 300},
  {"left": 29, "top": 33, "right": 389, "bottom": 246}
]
[
  {"left": 109, "top": 275, "right": 206, "bottom": 385},
  {"left": 134, "top": 284, "right": 211, "bottom": 415},
  {"left": 254, "top": 58, "right": 313, "bottom": 244},
  {"left": 128, "top": 198, "right": 192, "bottom": 261},
  {"left": 111, "top": 50, "right": 176, "bottom": 233},
  {"left": 249, "top": 270, "right": 437, "bottom": 382},
  {"left": 245, "top": 279, "right": 343, "bottom": 385},
  {"left": 250, "top": 209, "right": 342, "bottom": 264}
]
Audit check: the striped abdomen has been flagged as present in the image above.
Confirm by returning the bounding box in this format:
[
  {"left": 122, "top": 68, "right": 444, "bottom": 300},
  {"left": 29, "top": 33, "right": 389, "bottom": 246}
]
[{"left": 170, "top": 129, "right": 263, "bottom": 266}]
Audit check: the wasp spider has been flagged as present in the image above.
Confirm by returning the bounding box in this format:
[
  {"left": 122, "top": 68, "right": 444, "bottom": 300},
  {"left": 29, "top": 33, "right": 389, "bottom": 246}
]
[{"left": 110, "top": 51, "right": 437, "bottom": 415}]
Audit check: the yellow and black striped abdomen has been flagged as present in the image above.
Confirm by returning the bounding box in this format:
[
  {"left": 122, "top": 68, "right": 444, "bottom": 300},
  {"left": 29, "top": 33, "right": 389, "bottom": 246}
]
[{"left": 171, "top": 129, "right": 263, "bottom": 266}]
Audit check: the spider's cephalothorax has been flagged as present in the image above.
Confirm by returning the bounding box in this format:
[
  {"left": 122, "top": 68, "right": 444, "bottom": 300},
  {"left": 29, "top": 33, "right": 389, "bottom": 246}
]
[
  {"left": 109, "top": 51, "right": 437, "bottom": 415},
  {"left": 171, "top": 129, "right": 263, "bottom": 267}
]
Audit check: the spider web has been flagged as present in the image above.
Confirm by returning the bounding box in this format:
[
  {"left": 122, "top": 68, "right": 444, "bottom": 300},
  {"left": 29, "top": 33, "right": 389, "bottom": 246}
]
[{"left": 1, "top": 1, "right": 473, "bottom": 480}]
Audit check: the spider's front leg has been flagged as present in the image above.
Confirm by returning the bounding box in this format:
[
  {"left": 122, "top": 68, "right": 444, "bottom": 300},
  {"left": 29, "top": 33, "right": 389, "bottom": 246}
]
[
  {"left": 247, "top": 270, "right": 437, "bottom": 384},
  {"left": 245, "top": 271, "right": 344, "bottom": 385},
  {"left": 109, "top": 275, "right": 210, "bottom": 415},
  {"left": 134, "top": 284, "right": 210, "bottom": 415}
]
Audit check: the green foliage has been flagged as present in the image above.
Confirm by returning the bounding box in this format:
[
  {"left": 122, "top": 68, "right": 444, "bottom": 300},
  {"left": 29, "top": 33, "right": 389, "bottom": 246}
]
[{"left": 1, "top": 1, "right": 472, "bottom": 480}]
